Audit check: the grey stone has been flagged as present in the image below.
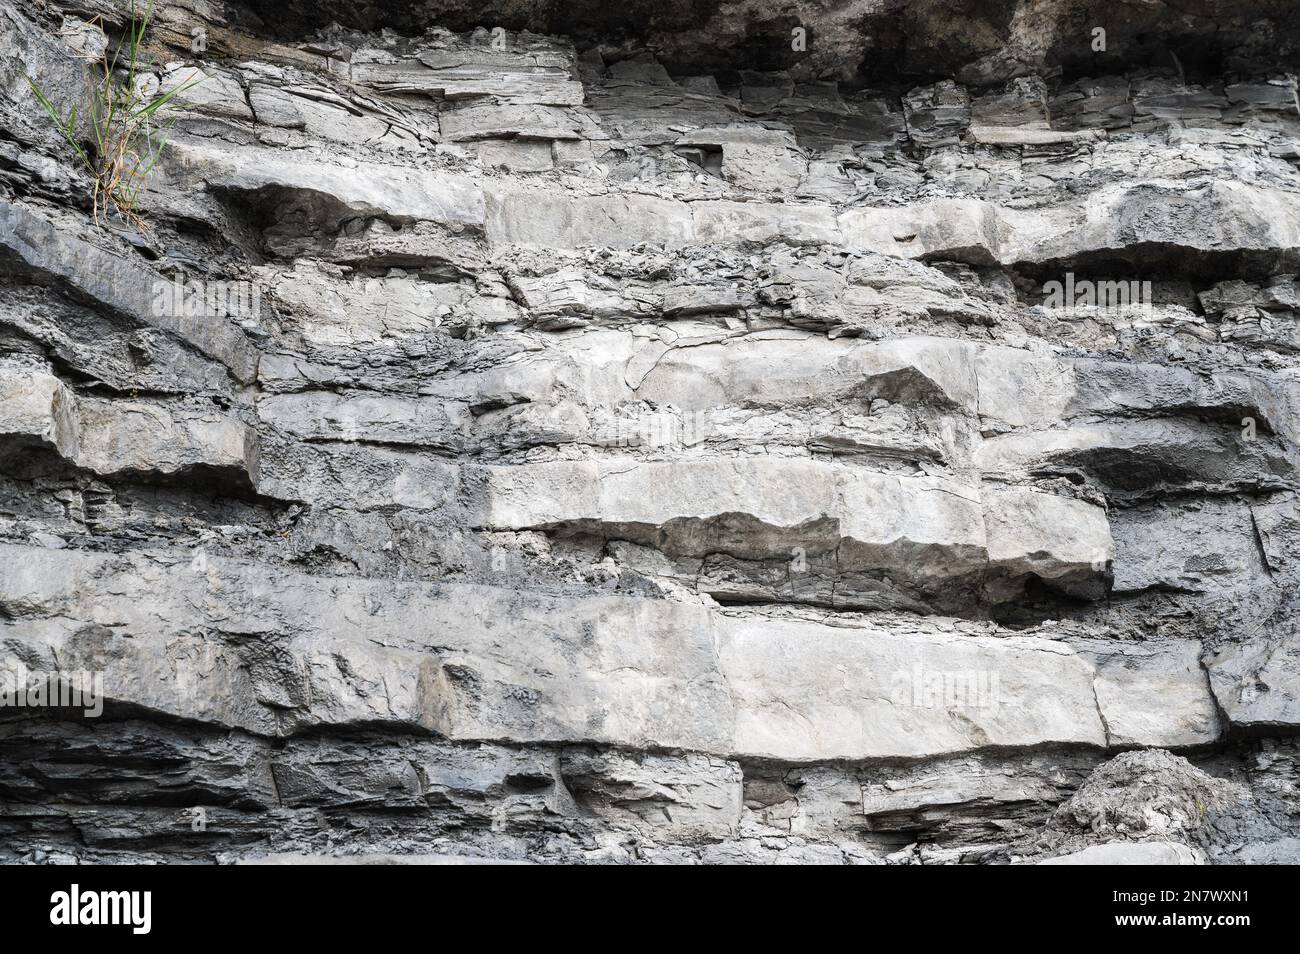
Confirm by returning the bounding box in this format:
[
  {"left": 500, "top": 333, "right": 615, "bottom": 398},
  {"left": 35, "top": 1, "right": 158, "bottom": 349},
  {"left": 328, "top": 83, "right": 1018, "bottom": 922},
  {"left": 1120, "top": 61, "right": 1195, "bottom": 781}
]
[
  {"left": 4, "top": 0, "right": 1300, "bottom": 866},
  {"left": 1037, "top": 842, "right": 1205, "bottom": 865}
]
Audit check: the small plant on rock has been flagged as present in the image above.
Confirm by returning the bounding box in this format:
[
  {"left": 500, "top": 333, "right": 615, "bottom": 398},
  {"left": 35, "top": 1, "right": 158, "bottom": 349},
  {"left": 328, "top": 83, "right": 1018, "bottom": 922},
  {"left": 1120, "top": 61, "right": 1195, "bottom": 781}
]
[{"left": 24, "top": 0, "right": 200, "bottom": 229}]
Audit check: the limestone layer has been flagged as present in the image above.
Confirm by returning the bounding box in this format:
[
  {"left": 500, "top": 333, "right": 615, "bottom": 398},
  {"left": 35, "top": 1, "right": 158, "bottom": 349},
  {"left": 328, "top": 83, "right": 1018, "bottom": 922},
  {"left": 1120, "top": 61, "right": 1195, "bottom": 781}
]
[{"left": 2, "top": 0, "right": 1300, "bottom": 864}]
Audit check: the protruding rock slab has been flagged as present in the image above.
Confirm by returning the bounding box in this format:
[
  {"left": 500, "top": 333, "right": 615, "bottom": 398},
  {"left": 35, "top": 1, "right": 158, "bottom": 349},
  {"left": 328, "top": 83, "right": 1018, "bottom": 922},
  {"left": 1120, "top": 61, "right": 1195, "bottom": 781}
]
[
  {"left": 1071, "top": 638, "right": 1222, "bottom": 748},
  {"left": 637, "top": 334, "right": 977, "bottom": 411},
  {"left": 0, "top": 544, "right": 1202, "bottom": 762},
  {"left": 0, "top": 201, "right": 259, "bottom": 383},
  {"left": 716, "top": 614, "right": 1107, "bottom": 761},
  {"left": 982, "top": 486, "right": 1114, "bottom": 599},
  {"left": 165, "top": 142, "right": 486, "bottom": 230},
  {"left": 1206, "top": 627, "right": 1300, "bottom": 732},
  {"left": 839, "top": 183, "right": 1300, "bottom": 265},
  {"left": 0, "top": 360, "right": 257, "bottom": 481},
  {"left": 1037, "top": 842, "right": 1205, "bottom": 865},
  {"left": 479, "top": 459, "right": 1112, "bottom": 603}
]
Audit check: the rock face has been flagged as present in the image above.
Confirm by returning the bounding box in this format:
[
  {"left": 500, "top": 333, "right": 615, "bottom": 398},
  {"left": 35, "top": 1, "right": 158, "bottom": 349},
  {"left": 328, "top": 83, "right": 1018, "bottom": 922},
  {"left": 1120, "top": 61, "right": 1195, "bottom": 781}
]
[{"left": 1, "top": 0, "right": 1299, "bottom": 864}]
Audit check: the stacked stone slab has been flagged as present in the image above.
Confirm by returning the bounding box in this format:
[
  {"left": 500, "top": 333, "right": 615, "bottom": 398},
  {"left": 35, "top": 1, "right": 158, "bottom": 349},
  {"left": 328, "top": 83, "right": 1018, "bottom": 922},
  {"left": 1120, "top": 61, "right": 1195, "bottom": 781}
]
[{"left": 1, "top": 0, "right": 1299, "bottom": 864}]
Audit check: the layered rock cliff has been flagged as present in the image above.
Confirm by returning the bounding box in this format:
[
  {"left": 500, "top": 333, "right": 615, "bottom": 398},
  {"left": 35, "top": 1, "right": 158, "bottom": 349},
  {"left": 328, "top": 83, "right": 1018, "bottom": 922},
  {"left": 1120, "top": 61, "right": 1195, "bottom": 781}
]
[{"left": 2, "top": 0, "right": 1299, "bottom": 864}]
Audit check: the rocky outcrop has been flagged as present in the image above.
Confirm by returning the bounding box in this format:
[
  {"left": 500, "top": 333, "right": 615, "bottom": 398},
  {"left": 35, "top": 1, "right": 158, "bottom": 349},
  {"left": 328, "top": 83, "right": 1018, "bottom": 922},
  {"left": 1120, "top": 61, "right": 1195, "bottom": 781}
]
[
  {"left": 2, "top": 0, "right": 1299, "bottom": 864},
  {"left": 0, "top": 358, "right": 257, "bottom": 482}
]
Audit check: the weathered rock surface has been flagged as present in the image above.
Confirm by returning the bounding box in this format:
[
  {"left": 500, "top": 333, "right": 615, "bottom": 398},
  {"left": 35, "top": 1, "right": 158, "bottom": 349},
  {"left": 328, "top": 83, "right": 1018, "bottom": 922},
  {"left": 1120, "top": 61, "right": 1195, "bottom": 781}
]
[
  {"left": 2, "top": 0, "right": 1299, "bottom": 864},
  {"left": 4, "top": 541, "right": 1214, "bottom": 759},
  {"left": 0, "top": 358, "right": 257, "bottom": 482},
  {"left": 1037, "top": 842, "right": 1205, "bottom": 865}
]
